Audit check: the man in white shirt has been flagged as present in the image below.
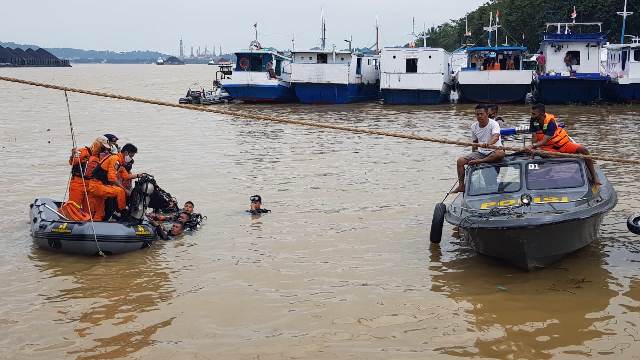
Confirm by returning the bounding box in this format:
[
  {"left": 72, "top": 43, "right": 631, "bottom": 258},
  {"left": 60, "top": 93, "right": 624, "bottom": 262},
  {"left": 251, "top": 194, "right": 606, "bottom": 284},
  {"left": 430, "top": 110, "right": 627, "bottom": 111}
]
[{"left": 452, "top": 104, "right": 505, "bottom": 193}]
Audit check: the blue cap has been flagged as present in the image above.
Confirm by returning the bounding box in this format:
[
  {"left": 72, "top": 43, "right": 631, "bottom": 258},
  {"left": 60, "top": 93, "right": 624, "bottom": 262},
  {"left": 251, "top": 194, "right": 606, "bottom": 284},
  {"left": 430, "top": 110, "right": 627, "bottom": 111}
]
[{"left": 103, "top": 134, "right": 119, "bottom": 142}]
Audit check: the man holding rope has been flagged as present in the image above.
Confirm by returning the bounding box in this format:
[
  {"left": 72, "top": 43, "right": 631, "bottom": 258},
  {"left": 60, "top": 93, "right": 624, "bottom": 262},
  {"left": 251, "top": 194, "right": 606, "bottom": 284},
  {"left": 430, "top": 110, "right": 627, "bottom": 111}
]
[
  {"left": 452, "top": 104, "right": 505, "bottom": 193},
  {"left": 525, "top": 103, "right": 601, "bottom": 185}
]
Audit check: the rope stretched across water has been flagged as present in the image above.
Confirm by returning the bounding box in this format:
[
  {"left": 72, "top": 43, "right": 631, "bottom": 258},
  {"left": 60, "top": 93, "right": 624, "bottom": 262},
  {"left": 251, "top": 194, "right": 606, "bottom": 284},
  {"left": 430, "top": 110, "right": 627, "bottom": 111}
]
[{"left": 1, "top": 75, "right": 639, "bottom": 165}]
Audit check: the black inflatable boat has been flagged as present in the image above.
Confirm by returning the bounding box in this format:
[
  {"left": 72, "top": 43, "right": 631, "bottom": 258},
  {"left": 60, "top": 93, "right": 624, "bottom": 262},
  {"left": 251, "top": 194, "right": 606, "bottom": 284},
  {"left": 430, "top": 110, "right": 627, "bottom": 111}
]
[{"left": 30, "top": 198, "right": 156, "bottom": 256}]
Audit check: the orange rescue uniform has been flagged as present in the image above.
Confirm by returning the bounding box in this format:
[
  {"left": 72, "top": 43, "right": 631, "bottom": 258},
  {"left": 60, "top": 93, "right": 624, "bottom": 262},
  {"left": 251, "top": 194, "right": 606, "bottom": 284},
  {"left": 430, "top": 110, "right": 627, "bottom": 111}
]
[
  {"left": 67, "top": 146, "right": 92, "bottom": 210},
  {"left": 533, "top": 113, "right": 581, "bottom": 153},
  {"left": 87, "top": 153, "right": 127, "bottom": 221}
]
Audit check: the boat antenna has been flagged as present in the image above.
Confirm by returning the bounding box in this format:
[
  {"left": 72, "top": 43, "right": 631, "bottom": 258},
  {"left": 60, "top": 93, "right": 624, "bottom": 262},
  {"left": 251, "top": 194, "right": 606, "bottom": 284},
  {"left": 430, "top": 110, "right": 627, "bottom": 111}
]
[
  {"left": 375, "top": 16, "right": 380, "bottom": 53},
  {"left": 292, "top": 33, "right": 295, "bottom": 51},
  {"left": 63, "top": 90, "right": 103, "bottom": 256},
  {"left": 320, "top": 9, "right": 327, "bottom": 50},
  {"left": 254, "top": 22, "right": 258, "bottom": 42},
  {"left": 483, "top": 11, "right": 497, "bottom": 47},
  {"left": 344, "top": 35, "right": 352, "bottom": 52},
  {"left": 617, "top": 0, "right": 633, "bottom": 44},
  {"left": 423, "top": 22, "right": 428, "bottom": 48}
]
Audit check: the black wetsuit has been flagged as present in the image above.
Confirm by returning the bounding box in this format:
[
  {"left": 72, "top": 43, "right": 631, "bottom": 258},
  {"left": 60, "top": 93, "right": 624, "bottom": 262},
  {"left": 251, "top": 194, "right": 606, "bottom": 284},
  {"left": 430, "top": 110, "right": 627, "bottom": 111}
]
[{"left": 247, "top": 208, "right": 271, "bottom": 215}]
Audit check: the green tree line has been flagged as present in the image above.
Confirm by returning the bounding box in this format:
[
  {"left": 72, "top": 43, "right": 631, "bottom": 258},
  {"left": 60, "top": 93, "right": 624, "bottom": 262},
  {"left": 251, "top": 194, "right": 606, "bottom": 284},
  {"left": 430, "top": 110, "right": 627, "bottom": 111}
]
[{"left": 415, "top": 0, "right": 639, "bottom": 52}]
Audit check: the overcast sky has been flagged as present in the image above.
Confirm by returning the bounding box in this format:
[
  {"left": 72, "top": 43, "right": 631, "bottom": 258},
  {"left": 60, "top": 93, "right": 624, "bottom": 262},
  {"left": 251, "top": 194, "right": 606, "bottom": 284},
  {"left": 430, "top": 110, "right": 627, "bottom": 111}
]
[{"left": 2, "top": 0, "right": 486, "bottom": 54}]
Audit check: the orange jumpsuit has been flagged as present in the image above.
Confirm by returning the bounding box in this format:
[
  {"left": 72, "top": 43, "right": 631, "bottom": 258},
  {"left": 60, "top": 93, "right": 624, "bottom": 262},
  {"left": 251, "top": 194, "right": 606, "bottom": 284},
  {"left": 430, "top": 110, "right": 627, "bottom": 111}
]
[
  {"left": 67, "top": 147, "right": 92, "bottom": 210},
  {"left": 117, "top": 153, "right": 135, "bottom": 191},
  {"left": 87, "top": 154, "right": 127, "bottom": 221}
]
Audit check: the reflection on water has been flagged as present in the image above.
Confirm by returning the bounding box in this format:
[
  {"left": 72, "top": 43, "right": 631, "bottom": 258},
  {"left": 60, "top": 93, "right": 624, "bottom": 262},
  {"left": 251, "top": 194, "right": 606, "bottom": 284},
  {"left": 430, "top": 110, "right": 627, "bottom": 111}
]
[
  {"left": 1, "top": 65, "right": 640, "bottom": 359},
  {"left": 29, "top": 247, "right": 175, "bottom": 359},
  {"left": 430, "top": 242, "right": 617, "bottom": 359}
]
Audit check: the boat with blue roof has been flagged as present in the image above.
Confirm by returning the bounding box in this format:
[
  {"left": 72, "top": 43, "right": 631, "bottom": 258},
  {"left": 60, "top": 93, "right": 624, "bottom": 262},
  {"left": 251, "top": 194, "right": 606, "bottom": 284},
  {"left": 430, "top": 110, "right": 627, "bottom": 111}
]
[
  {"left": 534, "top": 22, "right": 609, "bottom": 104},
  {"left": 455, "top": 12, "right": 534, "bottom": 103}
]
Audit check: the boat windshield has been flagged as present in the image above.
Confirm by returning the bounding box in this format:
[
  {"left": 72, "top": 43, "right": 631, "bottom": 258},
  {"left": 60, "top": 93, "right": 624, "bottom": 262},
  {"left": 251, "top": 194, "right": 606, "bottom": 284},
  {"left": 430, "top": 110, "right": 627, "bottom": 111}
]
[
  {"left": 468, "top": 164, "right": 521, "bottom": 195},
  {"left": 526, "top": 161, "right": 584, "bottom": 190}
]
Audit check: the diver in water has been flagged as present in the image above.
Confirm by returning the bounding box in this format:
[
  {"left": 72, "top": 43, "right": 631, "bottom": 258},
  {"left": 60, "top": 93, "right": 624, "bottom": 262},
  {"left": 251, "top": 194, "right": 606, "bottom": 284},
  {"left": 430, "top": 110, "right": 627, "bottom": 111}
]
[
  {"left": 247, "top": 195, "right": 270, "bottom": 215},
  {"left": 151, "top": 220, "right": 184, "bottom": 240}
]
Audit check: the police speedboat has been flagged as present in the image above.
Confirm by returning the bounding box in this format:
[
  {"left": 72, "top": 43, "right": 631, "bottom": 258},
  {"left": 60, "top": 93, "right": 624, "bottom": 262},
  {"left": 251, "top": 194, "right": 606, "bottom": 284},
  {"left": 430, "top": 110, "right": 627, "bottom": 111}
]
[{"left": 431, "top": 153, "right": 617, "bottom": 270}]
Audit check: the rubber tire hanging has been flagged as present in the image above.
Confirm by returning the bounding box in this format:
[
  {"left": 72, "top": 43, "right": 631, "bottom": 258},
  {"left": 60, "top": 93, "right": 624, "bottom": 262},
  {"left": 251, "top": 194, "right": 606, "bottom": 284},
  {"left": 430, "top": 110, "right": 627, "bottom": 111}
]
[
  {"left": 628, "top": 213, "right": 640, "bottom": 235},
  {"left": 430, "top": 203, "right": 447, "bottom": 244}
]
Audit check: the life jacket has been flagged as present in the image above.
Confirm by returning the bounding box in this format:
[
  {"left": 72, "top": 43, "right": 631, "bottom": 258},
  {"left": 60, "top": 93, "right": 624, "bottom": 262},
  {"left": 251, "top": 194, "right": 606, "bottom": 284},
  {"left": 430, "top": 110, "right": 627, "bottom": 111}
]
[
  {"left": 85, "top": 152, "right": 113, "bottom": 184},
  {"left": 533, "top": 113, "right": 570, "bottom": 149},
  {"left": 71, "top": 146, "right": 91, "bottom": 177}
]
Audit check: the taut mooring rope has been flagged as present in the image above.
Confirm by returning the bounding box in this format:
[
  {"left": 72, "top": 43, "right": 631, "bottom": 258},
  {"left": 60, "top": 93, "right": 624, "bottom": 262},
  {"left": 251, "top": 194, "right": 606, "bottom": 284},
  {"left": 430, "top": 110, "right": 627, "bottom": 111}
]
[{"left": 2, "top": 76, "right": 639, "bottom": 165}]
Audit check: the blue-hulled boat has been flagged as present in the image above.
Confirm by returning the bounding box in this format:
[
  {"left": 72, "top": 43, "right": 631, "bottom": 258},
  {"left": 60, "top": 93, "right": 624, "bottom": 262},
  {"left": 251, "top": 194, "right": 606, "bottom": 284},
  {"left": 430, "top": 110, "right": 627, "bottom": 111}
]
[
  {"left": 380, "top": 47, "right": 452, "bottom": 105},
  {"left": 455, "top": 46, "right": 533, "bottom": 103},
  {"left": 534, "top": 22, "right": 609, "bottom": 104},
  {"left": 220, "top": 41, "right": 296, "bottom": 103},
  {"left": 289, "top": 49, "right": 380, "bottom": 104},
  {"left": 605, "top": 39, "right": 640, "bottom": 102}
]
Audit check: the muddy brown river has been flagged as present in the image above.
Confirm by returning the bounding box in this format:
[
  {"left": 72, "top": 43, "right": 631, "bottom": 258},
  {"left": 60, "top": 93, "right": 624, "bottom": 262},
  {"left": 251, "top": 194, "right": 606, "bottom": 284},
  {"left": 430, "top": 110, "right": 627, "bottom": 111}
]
[{"left": 1, "top": 64, "right": 640, "bottom": 359}]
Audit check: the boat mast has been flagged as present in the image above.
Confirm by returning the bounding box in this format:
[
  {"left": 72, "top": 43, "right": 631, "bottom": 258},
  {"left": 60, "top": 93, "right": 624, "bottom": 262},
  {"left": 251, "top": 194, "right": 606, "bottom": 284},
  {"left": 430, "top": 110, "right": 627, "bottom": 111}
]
[
  {"left": 320, "top": 9, "right": 327, "bottom": 50},
  {"left": 483, "top": 12, "right": 494, "bottom": 46},
  {"left": 617, "top": 0, "right": 634, "bottom": 44},
  {"left": 423, "top": 22, "right": 427, "bottom": 48},
  {"left": 375, "top": 17, "right": 380, "bottom": 53}
]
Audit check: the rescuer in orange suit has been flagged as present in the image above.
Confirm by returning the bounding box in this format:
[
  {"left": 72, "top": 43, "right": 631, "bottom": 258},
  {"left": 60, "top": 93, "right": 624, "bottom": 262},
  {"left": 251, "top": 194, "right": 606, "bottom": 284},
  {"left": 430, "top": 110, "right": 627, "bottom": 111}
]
[
  {"left": 86, "top": 134, "right": 128, "bottom": 221},
  {"left": 526, "top": 103, "right": 600, "bottom": 185},
  {"left": 67, "top": 137, "right": 107, "bottom": 211},
  {"left": 116, "top": 143, "right": 142, "bottom": 193}
]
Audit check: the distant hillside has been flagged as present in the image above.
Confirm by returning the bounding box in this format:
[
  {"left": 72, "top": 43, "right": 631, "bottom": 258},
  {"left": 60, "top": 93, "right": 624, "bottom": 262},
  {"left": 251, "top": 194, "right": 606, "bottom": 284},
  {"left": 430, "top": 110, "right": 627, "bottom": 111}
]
[
  {"left": 0, "top": 41, "right": 170, "bottom": 63},
  {"left": 418, "top": 0, "right": 639, "bottom": 51}
]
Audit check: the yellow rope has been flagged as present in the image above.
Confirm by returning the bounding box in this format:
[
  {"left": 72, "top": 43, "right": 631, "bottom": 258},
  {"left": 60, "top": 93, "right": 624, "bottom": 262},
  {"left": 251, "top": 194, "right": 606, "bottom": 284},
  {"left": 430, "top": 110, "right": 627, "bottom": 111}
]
[{"left": 2, "top": 75, "right": 639, "bottom": 165}]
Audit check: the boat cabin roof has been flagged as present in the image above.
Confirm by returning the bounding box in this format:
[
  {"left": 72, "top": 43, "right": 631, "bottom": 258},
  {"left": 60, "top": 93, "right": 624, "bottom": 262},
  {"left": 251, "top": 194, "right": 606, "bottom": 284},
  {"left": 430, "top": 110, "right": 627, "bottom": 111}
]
[
  {"left": 382, "top": 46, "right": 447, "bottom": 53},
  {"left": 542, "top": 22, "right": 606, "bottom": 43},
  {"left": 235, "top": 49, "right": 291, "bottom": 61},
  {"left": 292, "top": 49, "right": 352, "bottom": 55},
  {"left": 466, "top": 46, "right": 527, "bottom": 53}
]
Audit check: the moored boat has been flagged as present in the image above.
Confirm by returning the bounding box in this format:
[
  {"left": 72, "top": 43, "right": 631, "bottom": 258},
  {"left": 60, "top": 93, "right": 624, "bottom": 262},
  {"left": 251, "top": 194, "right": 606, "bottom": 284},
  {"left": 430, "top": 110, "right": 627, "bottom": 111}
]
[
  {"left": 432, "top": 153, "right": 617, "bottom": 270},
  {"left": 455, "top": 46, "right": 533, "bottom": 103},
  {"left": 534, "top": 22, "right": 609, "bottom": 104},
  {"left": 290, "top": 49, "right": 380, "bottom": 104},
  {"left": 380, "top": 47, "right": 451, "bottom": 105},
  {"left": 605, "top": 33, "right": 640, "bottom": 102},
  {"left": 220, "top": 41, "right": 296, "bottom": 103}
]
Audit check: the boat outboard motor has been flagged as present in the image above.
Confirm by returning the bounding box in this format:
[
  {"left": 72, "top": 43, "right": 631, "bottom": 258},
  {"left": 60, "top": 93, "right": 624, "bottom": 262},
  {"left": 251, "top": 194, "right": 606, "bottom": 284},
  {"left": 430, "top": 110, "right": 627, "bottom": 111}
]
[{"left": 148, "top": 181, "right": 178, "bottom": 214}]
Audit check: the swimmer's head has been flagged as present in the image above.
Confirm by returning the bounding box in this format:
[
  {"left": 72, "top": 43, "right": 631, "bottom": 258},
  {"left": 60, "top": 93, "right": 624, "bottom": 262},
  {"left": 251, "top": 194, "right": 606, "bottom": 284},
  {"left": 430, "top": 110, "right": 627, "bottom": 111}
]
[{"left": 184, "top": 201, "right": 194, "bottom": 214}]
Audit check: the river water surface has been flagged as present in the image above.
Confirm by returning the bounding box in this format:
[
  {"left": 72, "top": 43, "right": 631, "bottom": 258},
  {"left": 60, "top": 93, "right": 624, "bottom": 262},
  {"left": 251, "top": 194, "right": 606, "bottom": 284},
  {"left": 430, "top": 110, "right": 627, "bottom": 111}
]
[{"left": 1, "top": 64, "right": 640, "bottom": 359}]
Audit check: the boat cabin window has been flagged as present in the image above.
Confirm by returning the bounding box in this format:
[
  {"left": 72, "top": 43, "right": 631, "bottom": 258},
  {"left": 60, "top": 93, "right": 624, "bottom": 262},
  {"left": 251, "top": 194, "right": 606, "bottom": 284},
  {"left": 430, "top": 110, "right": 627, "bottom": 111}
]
[
  {"left": 622, "top": 50, "right": 628, "bottom": 70},
  {"left": 468, "top": 165, "right": 521, "bottom": 196},
  {"left": 406, "top": 58, "right": 418, "bottom": 73},
  {"left": 634, "top": 50, "right": 640, "bottom": 62},
  {"left": 564, "top": 51, "right": 580, "bottom": 66},
  {"left": 356, "top": 57, "right": 362, "bottom": 75},
  {"left": 317, "top": 53, "right": 328, "bottom": 64},
  {"left": 526, "top": 161, "right": 584, "bottom": 190}
]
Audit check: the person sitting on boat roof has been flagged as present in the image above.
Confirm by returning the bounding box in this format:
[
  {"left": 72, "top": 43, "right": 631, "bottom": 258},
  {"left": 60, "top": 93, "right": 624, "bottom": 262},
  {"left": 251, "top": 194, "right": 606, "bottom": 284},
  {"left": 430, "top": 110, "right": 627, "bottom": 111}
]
[
  {"left": 452, "top": 104, "right": 505, "bottom": 193},
  {"left": 247, "top": 194, "right": 270, "bottom": 215},
  {"left": 525, "top": 103, "right": 600, "bottom": 185}
]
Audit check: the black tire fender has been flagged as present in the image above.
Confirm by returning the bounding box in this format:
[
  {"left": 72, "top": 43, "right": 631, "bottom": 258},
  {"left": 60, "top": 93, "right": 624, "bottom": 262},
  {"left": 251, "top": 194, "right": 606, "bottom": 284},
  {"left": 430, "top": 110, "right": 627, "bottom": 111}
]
[
  {"left": 628, "top": 213, "right": 640, "bottom": 235},
  {"left": 430, "top": 203, "right": 447, "bottom": 244}
]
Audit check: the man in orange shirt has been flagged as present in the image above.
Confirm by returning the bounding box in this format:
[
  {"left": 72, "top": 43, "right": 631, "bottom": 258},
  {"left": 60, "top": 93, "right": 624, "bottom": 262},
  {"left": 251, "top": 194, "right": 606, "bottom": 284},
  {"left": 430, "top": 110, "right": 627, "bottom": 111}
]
[{"left": 117, "top": 143, "right": 141, "bottom": 193}]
